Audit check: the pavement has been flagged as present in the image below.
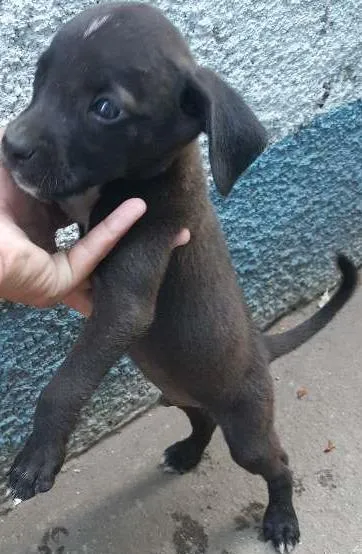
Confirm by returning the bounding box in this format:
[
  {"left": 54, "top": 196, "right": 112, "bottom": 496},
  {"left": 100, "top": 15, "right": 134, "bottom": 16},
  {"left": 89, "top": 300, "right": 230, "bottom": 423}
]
[{"left": 0, "top": 285, "right": 362, "bottom": 554}]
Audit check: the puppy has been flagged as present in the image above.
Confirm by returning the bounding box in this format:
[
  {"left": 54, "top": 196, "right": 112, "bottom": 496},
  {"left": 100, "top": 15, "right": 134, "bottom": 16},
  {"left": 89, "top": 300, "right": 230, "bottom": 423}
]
[{"left": 1, "top": 3, "right": 357, "bottom": 552}]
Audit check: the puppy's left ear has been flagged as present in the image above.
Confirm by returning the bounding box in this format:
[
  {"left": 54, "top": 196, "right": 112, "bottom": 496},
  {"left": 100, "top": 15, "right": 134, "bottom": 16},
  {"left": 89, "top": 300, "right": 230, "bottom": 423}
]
[{"left": 181, "top": 67, "right": 268, "bottom": 195}]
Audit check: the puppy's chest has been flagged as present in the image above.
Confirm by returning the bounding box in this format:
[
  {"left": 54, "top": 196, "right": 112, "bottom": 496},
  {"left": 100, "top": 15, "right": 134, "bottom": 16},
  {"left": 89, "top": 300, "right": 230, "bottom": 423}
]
[{"left": 58, "top": 186, "right": 101, "bottom": 231}]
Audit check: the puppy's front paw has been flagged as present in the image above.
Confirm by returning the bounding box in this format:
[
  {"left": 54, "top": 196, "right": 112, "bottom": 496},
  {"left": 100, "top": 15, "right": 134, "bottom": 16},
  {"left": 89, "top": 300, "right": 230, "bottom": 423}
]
[
  {"left": 8, "top": 433, "right": 65, "bottom": 501},
  {"left": 263, "top": 502, "right": 300, "bottom": 553},
  {"left": 160, "top": 438, "right": 205, "bottom": 474}
]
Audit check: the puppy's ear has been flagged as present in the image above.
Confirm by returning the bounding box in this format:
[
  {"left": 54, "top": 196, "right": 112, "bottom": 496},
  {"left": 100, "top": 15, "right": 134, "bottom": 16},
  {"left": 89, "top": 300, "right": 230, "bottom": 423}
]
[{"left": 181, "top": 67, "right": 267, "bottom": 195}]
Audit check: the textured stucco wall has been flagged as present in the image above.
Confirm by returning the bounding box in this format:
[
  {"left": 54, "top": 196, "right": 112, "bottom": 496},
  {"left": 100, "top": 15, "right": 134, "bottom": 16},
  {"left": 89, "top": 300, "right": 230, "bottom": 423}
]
[
  {"left": 0, "top": 0, "right": 361, "bottom": 506},
  {"left": 1, "top": 0, "right": 361, "bottom": 137}
]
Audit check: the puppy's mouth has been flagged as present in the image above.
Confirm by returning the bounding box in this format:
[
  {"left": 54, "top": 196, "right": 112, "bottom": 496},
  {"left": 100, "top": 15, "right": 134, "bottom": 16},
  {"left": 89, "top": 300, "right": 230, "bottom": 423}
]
[
  {"left": 9, "top": 170, "right": 44, "bottom": 201},
  {"left": 4, "top": 162, "right": 93, "bottom": 204},
  {"left": 1, "top": 146, "right": 46, "bottom": 201},
  {"left": 1, "top": 141, "right": 92, "bottom": 202}
]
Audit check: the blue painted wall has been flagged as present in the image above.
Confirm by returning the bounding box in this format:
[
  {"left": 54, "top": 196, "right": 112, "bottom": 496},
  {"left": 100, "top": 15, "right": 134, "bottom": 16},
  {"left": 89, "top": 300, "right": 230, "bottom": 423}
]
[
  {"left": 216, "top": 101, "right": 362, "bottom": 324},
  {"left": 0, "top": 0, "right": 361, "bottom": 506}
]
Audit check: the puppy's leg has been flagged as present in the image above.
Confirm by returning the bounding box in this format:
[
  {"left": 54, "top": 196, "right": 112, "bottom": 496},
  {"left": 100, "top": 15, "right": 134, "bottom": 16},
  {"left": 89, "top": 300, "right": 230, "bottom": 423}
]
[
  {"left": 8, "top": 225, "right": 180, "bottom": 501},
  {"left": 218, "top": 383, "right": 299, "bottom": 553},
  {"left": 7, "top": 316, "right": 132, "bottom": 501},
  {"left": 161, "top": 407, "right": 216, "bottom": 474}
]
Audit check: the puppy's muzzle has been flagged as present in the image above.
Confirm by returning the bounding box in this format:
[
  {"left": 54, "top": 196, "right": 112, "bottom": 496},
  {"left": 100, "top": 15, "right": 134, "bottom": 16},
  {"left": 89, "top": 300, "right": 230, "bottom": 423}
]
[{"left": 2, "top": 122, "right": 37, "bottom": 165}]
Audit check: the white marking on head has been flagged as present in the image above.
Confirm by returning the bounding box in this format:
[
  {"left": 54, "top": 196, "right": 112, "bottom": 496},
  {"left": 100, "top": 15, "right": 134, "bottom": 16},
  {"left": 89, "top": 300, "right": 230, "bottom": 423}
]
[{"left": 84, "top": 15, "right": 110, "bottom": 38}]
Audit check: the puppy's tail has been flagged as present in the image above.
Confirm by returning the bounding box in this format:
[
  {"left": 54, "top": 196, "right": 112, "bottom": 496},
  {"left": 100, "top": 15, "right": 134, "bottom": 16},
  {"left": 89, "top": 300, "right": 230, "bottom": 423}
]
[{"left": 264, "top": 254, "right": 358, "bottom": 362}]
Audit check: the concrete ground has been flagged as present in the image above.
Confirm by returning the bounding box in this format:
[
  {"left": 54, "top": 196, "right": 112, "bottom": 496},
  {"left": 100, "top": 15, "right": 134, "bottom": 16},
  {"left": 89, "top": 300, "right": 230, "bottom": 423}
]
[{"left": 1, "top": 286, "right": 362, "bottom": 554}]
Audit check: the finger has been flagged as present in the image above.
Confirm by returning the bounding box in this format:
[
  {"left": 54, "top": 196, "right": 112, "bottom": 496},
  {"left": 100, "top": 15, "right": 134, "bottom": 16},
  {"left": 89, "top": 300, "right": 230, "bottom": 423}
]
[
  {"left": 63, "top": 289, "right": 93, "bottom": 317},
  {"left": 54, "top": 198, "right": 146, "bottom": 289},
  {"left": 75, "top": 279, "right": 92, "bottom": 292},
  {"left": 172, "top": 228, "right": 190, "bottom": 248}
]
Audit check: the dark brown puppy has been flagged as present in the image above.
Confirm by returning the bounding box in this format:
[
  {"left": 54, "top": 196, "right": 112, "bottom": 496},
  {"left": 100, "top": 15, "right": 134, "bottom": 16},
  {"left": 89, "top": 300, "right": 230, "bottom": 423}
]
[{"left": 1, "top": 3, "right": 357, "bottom": 552}]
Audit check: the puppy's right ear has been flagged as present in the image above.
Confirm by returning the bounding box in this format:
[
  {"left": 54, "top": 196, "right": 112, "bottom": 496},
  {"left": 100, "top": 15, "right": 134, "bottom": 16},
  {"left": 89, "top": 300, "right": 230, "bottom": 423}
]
[{"left": 181, "top": 67, "right": 267, "bottom": 195}]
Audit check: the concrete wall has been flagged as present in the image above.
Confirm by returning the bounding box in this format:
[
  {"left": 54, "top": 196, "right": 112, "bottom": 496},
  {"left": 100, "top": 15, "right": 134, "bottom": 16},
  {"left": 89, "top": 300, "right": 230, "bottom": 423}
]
[{"left": 0, "top": 0, "right": 361, "bottom": 506}]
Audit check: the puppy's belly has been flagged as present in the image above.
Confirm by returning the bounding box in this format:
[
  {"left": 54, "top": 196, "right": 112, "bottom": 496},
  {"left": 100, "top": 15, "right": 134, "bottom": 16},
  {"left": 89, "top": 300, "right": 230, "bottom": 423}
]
[{"left": 129, "top": 347, "right": 201, "bottom": 408}]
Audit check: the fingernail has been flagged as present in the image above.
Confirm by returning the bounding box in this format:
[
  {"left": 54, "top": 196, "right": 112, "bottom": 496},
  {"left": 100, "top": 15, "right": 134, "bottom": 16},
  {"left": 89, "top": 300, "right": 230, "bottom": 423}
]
[{"left": 119, "top": 198, "right": 147, "bottom": 217}]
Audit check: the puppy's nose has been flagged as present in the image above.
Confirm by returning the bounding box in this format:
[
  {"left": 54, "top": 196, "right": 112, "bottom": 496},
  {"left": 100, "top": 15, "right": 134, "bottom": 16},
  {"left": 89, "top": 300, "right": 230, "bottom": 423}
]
[{"left": 2, "top": 127, "right": 36, "bottom": 162}]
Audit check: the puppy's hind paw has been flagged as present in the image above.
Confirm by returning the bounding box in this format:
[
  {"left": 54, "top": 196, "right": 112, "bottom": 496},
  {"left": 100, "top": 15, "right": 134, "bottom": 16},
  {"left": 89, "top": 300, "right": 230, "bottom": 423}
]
[
  {"left": 263, "top": 502, "right": 300, "bottom": 553},
  {"left": 159, "top": 438, "right": 204, "bottom": 474},
  {"left": 275, "top": 541, "right": 298, "bottom": 553}
]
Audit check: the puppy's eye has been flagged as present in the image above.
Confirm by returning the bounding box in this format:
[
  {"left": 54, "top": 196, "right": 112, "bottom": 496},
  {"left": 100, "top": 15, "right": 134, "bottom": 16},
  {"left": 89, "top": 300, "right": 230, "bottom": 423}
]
[{"left": 89, "top": 98, "right": 121, "bottom": 120}]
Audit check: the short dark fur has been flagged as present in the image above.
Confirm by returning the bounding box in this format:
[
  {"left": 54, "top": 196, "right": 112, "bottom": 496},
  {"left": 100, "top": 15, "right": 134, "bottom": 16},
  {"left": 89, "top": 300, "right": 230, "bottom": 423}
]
[{"left": 1, "top": 4, "right": 357, "bottom": 552}]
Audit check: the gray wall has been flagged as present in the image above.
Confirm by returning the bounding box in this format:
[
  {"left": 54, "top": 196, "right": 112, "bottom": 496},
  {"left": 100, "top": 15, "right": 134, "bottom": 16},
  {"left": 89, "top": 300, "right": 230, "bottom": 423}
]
[{"left": 0, "top": 0, "right": 361, "bottom": 507}]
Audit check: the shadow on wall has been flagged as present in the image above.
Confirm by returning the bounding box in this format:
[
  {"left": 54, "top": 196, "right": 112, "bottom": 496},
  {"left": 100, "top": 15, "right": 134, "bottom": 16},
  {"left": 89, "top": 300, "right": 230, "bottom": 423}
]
[{"left": 0, "top": 99, "right": 361, "bottom": 506}]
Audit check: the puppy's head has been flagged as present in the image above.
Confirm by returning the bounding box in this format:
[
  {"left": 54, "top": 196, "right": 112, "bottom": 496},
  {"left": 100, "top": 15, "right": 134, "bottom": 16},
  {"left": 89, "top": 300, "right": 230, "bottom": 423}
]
[{"left": 1, "top": 2, "right": 267, "bottom": 200}]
